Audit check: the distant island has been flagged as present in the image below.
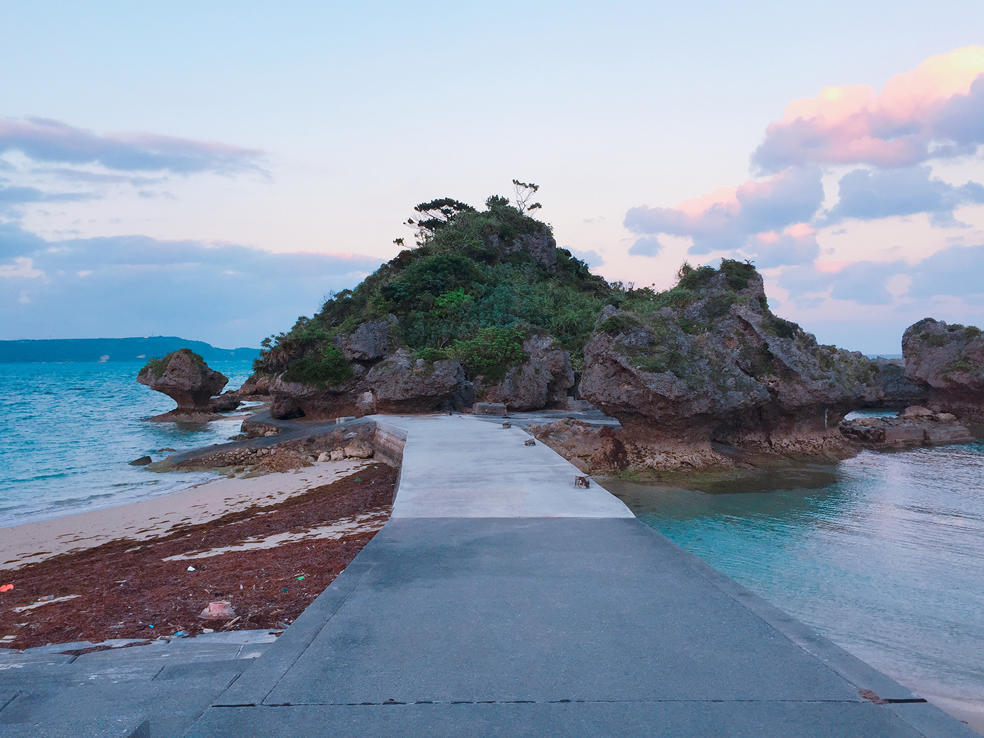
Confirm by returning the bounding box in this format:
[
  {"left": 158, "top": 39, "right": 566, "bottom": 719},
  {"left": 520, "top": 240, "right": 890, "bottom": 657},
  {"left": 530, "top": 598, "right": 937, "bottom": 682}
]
[{"left": 0, "top": 337, "right": 259, "bottom": 364}]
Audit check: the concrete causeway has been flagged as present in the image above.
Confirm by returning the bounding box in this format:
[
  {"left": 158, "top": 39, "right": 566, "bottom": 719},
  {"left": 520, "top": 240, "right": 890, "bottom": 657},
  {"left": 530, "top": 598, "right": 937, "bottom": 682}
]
[
  {"left": 1, "top": 414, "right": 976, "bottom": 735},
  {"left": 189, "top": 415, "right": 973, "bottom": 736}
]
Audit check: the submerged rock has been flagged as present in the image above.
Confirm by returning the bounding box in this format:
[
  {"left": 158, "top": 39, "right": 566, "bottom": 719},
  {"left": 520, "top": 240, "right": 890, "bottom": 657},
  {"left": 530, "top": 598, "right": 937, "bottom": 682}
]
[
  {"left": 902, "top": 318, "right": 984, "bottom": 422},
  {"left": 137, "top": 349, "right": 228, "bottom": 419}
]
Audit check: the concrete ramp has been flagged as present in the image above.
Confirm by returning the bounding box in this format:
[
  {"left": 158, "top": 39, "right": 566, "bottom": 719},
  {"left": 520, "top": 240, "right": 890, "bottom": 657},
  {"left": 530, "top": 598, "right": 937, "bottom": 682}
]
[{"left": 388, "top": 415, "right": 633, "bottom": 518}]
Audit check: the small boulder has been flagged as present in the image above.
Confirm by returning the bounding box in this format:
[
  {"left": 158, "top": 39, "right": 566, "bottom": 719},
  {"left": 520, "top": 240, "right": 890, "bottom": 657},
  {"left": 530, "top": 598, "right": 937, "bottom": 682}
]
[
  {"left": 329, "top": 448, "right": 346, "bottom": 462},
  {"left": 316, "top": 451, "right": 331, "bottom": 463},
  {"left": 128, "top": 455, "right": 152, "bottom": 466},
  {"left": 343, "top": 440, "right": 374, "bottom": 459},
  {"left": 901, "top": 405, "right": 934, "bottom": 418}
]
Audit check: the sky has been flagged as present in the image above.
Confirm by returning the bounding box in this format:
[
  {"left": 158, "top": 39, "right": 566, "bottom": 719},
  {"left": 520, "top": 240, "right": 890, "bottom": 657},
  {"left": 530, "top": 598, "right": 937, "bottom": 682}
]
[{"left": 1, "top": 1, "right": 983, "bottom": 353}]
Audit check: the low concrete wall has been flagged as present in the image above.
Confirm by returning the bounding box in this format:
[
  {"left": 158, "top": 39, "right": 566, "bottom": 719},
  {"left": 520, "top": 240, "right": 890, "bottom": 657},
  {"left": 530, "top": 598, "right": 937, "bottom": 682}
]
[{"left": 371, "top": 420, "right": 408, "bottom": 467}]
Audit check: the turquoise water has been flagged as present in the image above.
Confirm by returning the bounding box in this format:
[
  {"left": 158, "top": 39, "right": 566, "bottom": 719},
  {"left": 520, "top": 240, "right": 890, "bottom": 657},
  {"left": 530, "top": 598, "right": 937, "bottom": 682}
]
[
  {"left": 605, "top": 441, "right": 984, "bottom": 712},
  {"left": 0, "top": 360, "right": 255, "bottom": 526}
]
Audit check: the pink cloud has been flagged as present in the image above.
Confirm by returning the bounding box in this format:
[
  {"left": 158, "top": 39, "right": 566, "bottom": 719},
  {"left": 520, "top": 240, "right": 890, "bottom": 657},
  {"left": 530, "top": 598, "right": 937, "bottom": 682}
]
[
  {"left": 753, "top": 46, "right": 984, "bottom": 172},
  {"left": 624, "top": 167, "right": 824, "bottom": 257}
]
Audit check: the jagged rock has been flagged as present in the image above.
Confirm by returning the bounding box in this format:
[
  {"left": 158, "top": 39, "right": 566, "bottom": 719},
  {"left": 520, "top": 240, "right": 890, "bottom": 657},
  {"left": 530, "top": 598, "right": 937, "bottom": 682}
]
[
  {"left": 481, "top": 335, "right": 574, "bottom": 411},
  {"left": 486, "top": 224, "right": 557, "bottom": 271},
  {"left": 128, "top": 455, "right": 152, "bottom": 466},
  {"left": 366, "top": 349, "right": 467, "bottom": 412},
  {"left": 356, "top": 391, "right": 377, "bottom": 415},
  {"left": 580, "top": 263, "right": 881, "bottom": 470},
  {"left": 329, "top": 448, "right": 346, "bottom": 461},
  {"left": 336, "top": 316, "right": 398, "bottom": 361},
  {"left": 902, "top": 318, "right": 984, "bottom": 422},
  {"left": 209, "top": 391, "right": 242, "bottom": 412},
  {"left": 137, "top": 349, "right": 228, "bottom": 416},
  {"left": 237, "top": 373, "right": 273, "bottom": 396},
  {"left": 871, "top": 358, "right": 927, "bottom": 408}
]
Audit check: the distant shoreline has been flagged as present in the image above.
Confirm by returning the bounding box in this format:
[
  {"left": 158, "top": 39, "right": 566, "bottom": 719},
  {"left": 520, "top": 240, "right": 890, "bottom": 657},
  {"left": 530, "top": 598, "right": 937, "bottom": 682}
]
[{"left": 0, "top": 336, "right": 258, "bottom": 364}]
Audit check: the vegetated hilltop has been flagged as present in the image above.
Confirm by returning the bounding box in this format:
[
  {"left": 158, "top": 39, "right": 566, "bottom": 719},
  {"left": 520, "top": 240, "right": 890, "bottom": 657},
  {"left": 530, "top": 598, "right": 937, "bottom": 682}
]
[{"left": 253, "top": 187, "right": 616, "bottom": 418}]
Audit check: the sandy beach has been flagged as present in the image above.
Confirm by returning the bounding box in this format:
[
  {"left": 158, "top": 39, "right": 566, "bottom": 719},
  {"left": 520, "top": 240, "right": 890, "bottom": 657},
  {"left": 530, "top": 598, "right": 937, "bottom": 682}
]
[
  {"left": 0, "top": 458, "right": 397, "bottom": 649},
  {"left": 1, "top": 458, "right": 369, "bottom": 569}
]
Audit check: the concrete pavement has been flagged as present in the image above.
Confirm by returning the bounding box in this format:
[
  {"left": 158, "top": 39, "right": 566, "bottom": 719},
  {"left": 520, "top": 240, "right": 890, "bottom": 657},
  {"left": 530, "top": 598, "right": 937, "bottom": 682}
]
[{"left": 190, "top": 415, "right": 974, "bottom": 736}]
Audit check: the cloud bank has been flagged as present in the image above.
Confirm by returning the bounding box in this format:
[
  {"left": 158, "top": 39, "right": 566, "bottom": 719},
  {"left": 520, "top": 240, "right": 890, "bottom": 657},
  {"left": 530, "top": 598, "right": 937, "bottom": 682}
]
[
  {"left": 0, "top": 224, "right": 381, "bottom": 346},
  {"left": 753, "top": 46, "right": 984, "bottom": 172},
  {"left": 0, "top": 117, "right": 265, "bottom": 175},
  {"left": 625, "top": 167, "right": 823, "bottom": 264}
]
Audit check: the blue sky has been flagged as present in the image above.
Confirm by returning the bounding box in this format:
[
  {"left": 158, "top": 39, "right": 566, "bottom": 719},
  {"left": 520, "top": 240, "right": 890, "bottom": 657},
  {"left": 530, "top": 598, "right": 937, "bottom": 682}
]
[{"left": 2, "top": 1, "right": 983, "bottom": 352}]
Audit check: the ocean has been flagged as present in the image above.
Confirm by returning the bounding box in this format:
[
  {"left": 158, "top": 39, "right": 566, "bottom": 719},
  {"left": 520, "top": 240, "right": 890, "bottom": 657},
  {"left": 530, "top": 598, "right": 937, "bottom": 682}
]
[
  {"left": 0, "top": 360, "right": 256, "bottom": 526},
  {"left": 605, "top": 436, "right": 984, "bottom": 720}
]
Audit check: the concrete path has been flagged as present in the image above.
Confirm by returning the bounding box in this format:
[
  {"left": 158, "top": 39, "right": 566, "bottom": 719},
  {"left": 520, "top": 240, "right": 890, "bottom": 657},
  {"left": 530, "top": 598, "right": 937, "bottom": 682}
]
[
  {"left": 188, "top": 415, "right": 974, "bottom": 737},
  {"left": 0, "top": 630, "right": 279, "bottom": 736}
]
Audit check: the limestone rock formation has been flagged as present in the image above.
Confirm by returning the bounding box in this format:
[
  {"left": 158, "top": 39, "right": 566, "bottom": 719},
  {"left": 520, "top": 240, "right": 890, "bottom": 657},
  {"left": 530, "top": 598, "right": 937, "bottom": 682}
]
[
  {"left": 480, "top": 335, "right": 574, "bottom": 411},
  {"left": 335, "top": 316, "right": 398, "bottom": 361},
  {"left": 366, "top": 349, "right": 469, "bottom": 412},
  {"left": 137, "top": 349, "right": 228, "bottom": 419},
  {"left": 871, "top": 358, "right": 927, "bottom": 408},
  {"left": 579, "top": 262, "right": 883, "bottom": 470},
  {"left": 902, "top": 318, "right": 984, "bottom": 422}
]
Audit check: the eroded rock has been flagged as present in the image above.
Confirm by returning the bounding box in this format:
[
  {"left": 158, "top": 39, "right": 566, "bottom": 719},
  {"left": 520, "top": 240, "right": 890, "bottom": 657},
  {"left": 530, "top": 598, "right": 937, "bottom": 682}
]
[
  {"left": 137, "top": 349, "right": 228, "bottom": 418},
  {"left": 903, "top": 318, "right": 984, "bottom": 422},
  {"left": 579, "top": 262, "right": 882, "bottom": 471},
  {"left": 481, "top": 335, "right": 574, "bottom": 411}
]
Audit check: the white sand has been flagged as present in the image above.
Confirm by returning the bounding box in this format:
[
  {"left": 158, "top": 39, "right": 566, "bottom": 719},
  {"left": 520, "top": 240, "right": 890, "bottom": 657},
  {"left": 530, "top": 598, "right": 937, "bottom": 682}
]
[
  {"left": 162, "top": 510, "right": 388, "bottom": 561},
  {"left": 0, "top": 459, "right": 369, "bottom": 570}
]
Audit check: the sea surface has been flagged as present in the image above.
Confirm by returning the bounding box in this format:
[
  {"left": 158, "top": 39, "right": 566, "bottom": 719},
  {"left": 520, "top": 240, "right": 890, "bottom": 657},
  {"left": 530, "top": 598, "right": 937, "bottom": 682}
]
[
  {"left": 605, "top": 434, "right": 984, "bottom": 722},
  {"left": 0, "top": 360, "right": 256, "bottom": 527}
]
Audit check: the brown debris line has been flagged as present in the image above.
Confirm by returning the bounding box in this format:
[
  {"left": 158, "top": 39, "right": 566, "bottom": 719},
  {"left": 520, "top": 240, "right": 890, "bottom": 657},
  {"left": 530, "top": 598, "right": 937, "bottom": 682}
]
[{"left": 0, "top": 464, "right": 397, "bottom": 650}]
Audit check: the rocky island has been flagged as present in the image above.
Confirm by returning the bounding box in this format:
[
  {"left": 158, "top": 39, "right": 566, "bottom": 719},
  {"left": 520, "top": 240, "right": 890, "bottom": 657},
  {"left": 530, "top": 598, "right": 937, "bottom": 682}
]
[
  {"left": 166, "top": 188, "right": 981, "bottom": 474},
  {"left": 137, "top": 348, "right": 235, "bottom": 421}
]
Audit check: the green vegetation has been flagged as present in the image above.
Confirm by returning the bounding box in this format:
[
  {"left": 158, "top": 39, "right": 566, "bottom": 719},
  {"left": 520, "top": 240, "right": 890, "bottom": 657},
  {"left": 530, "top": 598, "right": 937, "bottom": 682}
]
[
  {"left": 598, "top": 313, "right": 643, "bottom": 335},
  {"left": 447, "top": 325, "right": 528, "bottom": 382},
  {"left": 141, "top": 348, "right": 206, "bottom": 378},
  {"left": 943, "top": 357, "right": 975, "bottom": 375},
  {"left": 282, "top": 345, "right": 353, "bottom": 387}
]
